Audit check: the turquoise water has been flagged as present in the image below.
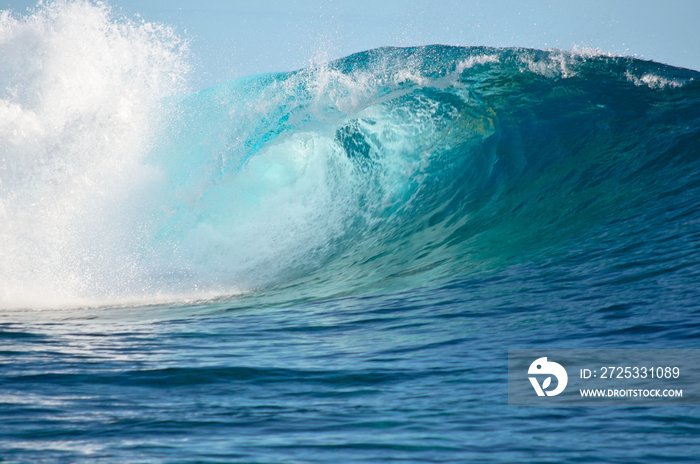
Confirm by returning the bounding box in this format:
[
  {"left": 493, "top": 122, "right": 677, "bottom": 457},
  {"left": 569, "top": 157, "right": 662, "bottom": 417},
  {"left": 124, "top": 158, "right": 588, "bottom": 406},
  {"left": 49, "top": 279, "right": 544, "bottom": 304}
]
[{"left": 2, "top": 11, "right": 700, "bottom": 462}]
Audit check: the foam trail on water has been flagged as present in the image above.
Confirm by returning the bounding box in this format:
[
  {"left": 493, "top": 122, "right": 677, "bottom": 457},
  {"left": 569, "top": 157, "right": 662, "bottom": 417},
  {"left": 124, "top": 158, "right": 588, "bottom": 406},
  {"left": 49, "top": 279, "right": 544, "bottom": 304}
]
[{"left": 0, "top": 1, "right": 189, "bottom": 308}]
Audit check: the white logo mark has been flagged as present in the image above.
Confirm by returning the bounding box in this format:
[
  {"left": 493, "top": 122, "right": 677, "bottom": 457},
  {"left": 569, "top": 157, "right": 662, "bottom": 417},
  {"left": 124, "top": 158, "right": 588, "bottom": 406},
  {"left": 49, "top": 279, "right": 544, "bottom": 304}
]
[{"left": 528, "top": 357, "right": 568, "bottom": 397}]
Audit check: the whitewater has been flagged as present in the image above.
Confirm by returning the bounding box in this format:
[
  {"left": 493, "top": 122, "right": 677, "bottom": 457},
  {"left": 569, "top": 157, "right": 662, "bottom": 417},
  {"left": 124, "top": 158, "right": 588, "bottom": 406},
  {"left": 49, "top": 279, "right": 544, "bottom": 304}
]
[{"left": 1, "top": 2, "right": 700, "bottom": 463}]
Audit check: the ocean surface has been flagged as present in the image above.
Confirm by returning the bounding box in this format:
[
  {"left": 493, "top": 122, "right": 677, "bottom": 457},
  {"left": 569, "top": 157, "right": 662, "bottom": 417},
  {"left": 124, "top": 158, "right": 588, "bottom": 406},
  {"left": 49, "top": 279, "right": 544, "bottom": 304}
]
[{"left": 1, "top": 2, "right": 700, "bottom": 463}]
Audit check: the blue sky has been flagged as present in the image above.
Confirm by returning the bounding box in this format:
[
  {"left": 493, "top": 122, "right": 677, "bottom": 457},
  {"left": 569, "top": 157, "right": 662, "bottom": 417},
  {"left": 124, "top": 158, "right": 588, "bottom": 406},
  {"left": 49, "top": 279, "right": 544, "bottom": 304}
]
[{"left": 3, "top": 0, "right": 699, "bottom": 89}]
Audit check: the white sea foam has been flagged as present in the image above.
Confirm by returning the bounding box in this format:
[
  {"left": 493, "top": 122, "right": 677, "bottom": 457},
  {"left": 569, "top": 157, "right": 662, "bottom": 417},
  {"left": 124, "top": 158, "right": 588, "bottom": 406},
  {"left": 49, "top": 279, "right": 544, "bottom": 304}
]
[
  {"left": 519, "top": 49, "right": 579, "bottom": 78},
  {"left": 624, "top": 70, "right": 686, "bottom": 89},
  {"left": 0, "top": 1, "right": 189, "bottom": 308},
  {"left": 455, "top": 54, "right": 499, "bottom": 74}
]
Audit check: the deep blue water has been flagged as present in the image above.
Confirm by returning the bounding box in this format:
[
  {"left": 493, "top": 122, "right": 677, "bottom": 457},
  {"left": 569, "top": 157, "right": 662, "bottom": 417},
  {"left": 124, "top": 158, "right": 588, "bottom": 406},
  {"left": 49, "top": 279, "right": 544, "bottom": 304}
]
[{"left": 2, "top": 43, "right": 700, "bottom": 463}]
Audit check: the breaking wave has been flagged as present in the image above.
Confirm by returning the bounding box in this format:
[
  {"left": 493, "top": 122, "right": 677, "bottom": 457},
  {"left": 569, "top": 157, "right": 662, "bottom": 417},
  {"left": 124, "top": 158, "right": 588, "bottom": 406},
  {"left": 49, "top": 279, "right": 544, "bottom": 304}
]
[{"left": 1, "top": 1, "right": 699, "bottom": 309}]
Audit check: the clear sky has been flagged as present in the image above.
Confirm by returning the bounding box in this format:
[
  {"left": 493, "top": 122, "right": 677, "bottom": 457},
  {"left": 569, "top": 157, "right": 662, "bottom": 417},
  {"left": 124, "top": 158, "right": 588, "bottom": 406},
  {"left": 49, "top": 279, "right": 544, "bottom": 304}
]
[{"left": 3, "top": 0, "right": 700, "bottom": 89}]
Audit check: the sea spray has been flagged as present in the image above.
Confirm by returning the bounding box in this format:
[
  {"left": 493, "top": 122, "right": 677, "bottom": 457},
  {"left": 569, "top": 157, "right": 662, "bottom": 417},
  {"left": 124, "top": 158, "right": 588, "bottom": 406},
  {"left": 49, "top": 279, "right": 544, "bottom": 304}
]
[{"left": 0, "top": 0, "right": 189, "bottom": 307}]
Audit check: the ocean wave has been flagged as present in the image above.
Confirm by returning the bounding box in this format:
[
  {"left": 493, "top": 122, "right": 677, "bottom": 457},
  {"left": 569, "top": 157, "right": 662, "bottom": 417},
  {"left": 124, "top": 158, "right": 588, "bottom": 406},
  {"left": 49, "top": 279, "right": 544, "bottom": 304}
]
[{"left": 1, "top": 2, "right": 699, "bottom": 309}]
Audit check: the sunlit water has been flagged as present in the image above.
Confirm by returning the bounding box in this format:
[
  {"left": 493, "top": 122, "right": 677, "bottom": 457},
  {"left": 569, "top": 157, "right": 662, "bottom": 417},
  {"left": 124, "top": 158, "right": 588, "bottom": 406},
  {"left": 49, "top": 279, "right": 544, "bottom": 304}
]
[{"left": 1, "top": 2, "right": 699, "bottom": 462}]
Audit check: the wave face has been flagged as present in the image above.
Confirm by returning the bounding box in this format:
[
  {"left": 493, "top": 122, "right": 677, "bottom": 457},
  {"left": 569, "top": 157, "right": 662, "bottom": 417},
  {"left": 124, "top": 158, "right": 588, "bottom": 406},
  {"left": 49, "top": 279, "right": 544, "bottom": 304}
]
[{"left": 2, "top": 4, "right": 699, "bottom": 309}]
